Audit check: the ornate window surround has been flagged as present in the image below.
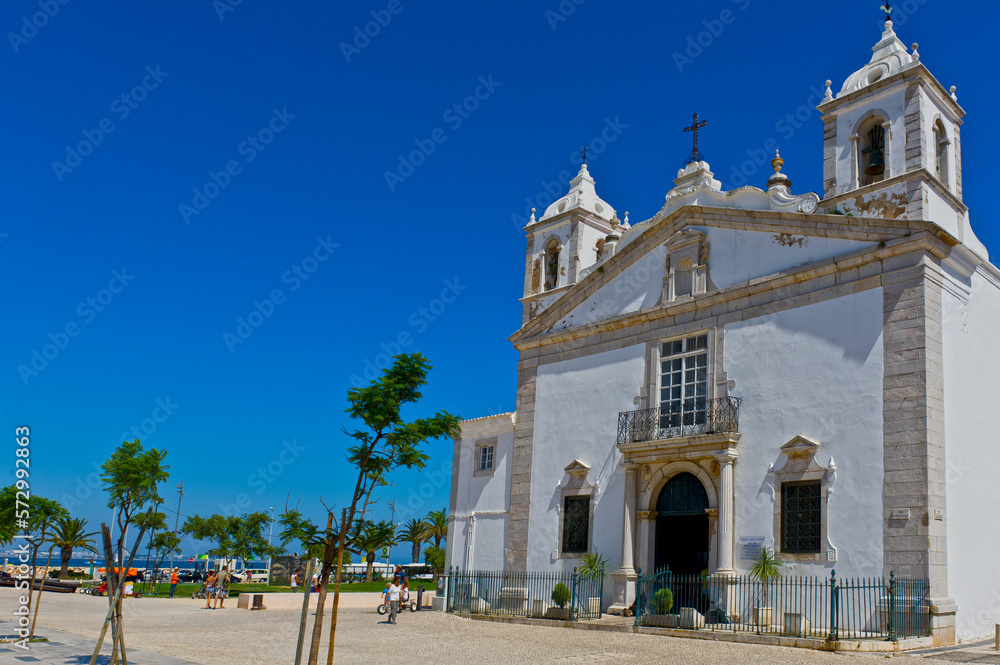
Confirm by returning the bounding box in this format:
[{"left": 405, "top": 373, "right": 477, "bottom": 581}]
[
  {"left": 556, "top": 460, "right": 595, "bottom": 559},
  {"left": 768, "top": 435, "right": 838, "bottom": 563}
]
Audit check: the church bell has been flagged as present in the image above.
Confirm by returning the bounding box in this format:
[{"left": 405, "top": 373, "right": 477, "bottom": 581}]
[{"left": 862, "top": 125, "right": 886, "bottom": 176}]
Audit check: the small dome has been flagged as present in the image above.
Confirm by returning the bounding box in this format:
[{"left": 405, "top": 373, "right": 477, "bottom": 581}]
[
  {"left": 839, "top": 20, "right": 915, "bottom": 97},
  {"left": 540, "top": 163, "right": 615, "bottom": 222}
]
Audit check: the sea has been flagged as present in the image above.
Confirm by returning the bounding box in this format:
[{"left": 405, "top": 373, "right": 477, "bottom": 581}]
[{"left": 2, "top": 553, "right": 268, "bottom": 570}]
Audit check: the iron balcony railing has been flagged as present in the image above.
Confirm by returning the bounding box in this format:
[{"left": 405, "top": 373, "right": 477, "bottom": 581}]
[{"left": 617, "top": 397, "right": 742, "bottom": 445}]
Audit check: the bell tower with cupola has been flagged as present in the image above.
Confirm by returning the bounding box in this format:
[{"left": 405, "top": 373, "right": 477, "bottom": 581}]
[
  {"left": 520, "top": 162, "right": 617, "bottom": 323},
  {"left": 818, "top": 11, "right": 987, "bottom": 259}
]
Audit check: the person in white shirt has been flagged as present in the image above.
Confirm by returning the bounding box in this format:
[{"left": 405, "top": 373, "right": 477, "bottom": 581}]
[
  {"left": 291, "top": 570, "right": 299, "bottom": 593},
  {"left": 387, "top": 576, "right": 402, "bottom": 624}
]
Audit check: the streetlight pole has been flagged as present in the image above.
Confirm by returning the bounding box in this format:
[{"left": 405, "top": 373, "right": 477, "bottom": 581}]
[
  {"left": 266, "top": 506, "right": 275, "bottom": 586},
  {"left": 167, "top": 481, "right": 184, "bottom": 579},
  {"left": 386, "top": 500, "right": 396, "bottom": 573}
]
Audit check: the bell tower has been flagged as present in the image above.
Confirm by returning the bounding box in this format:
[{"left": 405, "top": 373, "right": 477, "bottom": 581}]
[
  {"left": 519, "top": 162, "right": 617, "bottom": 323},
  {"left": 818, "top": 15, "right": 987, "bottom": 258}
]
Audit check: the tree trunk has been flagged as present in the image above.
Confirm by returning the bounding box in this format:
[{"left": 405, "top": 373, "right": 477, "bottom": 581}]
[
  {"left": 365, "top": 553, "right": 374, "bottom": 582},
  {"left": 411, "top": 541, "right": 420, "bottom": 564},
  {"left": 60, "top": 546, "right": 72, "bottom": 578}
]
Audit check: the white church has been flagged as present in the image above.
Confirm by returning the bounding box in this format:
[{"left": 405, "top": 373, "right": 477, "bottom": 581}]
[{"left": 445, "top": 13, "right": 999, "bottom": 645}]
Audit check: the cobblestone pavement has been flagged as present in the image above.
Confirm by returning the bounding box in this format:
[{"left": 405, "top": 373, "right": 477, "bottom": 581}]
[{"left": 0, "top": 588, "right": 987, "bottom": 664}]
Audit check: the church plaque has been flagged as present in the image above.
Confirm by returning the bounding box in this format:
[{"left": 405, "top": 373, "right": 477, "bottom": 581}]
[{"left": 738, "top": 536, "right": 765, "bottom": 561}]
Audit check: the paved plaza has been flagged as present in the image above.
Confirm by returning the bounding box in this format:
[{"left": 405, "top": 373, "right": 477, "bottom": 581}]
[{"left": 2, "top": 588, "right": 998, "bottom": 664}]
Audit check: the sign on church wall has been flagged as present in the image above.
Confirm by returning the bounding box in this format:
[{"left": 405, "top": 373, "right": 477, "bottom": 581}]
[{"left": 738, "top": 536, "right": 765, "bottom": 561}]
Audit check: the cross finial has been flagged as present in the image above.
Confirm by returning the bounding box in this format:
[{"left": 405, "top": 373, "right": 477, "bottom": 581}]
[
  {"left": 683, "top": 112, "right": 708, "bottom": 165},
  {"left": 581, "top": 147, "right": 588, "bottom": 163}
]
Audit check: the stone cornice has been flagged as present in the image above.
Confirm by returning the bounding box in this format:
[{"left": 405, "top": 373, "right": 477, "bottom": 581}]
[
  {"left": 821, "top": 169, "right": 968, "bottom": 215},
  {"left": 511, "top": 230, "right": 953, "bottom": 351},
  {"left": 510, "top": 205, "right": 947, "bottom": 345},
  {"left": 818, "top": 64, "right": 965, "bottom": 124}
]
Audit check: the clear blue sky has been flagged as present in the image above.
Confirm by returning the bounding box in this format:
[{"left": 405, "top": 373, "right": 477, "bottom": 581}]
[{"left": 2, "top": 0, "right": 996, "bottom": 558}]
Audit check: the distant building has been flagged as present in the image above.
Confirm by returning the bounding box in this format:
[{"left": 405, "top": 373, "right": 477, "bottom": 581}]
[{"left": 447, "top": 14, "right": 998, "bottom": 646}]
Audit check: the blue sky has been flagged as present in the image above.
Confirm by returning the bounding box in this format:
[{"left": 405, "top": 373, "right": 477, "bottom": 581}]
[{"left": 2, "top": 0, "right": 996, "bottom": 559}]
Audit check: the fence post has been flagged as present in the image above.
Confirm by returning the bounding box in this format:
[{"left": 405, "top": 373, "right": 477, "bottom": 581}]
[
  {"left": 888, "top": 570, "right": 897, "bottom": 642},
  {"left": 446, "top": 566, "right": 452, "bottom": 612},
  {"left": 570, "top": 570, "right": 578, "bottom": 621},
  {"left": 828, "top": 569, "right": 838, "bottom": 642}
]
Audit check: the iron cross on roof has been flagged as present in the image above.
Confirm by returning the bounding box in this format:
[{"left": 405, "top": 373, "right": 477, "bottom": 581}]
[{"left": 683, "top": 112, "right": 708, "bottom": 165}]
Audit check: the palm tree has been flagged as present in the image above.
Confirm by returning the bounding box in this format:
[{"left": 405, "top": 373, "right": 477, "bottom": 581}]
[
  {"left": 351, "top": 520, "right": 397, "bottom": 581},
  {"left": 48, "top": 516, "right": 98, "bottom": 578},
  {"left": 398, "top": 519, "right": 428, "bottom": 564},
  {"left": 425, "top": 509, "right": 448, "bottom": 549}
]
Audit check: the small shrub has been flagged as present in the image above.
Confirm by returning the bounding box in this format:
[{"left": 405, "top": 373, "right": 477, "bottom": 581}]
[
  {"left": 551, "top": 582, "right": 571, "bottom": 608},
  {"left": 652, "top": 588, "right": 673, "bottom": 614}
]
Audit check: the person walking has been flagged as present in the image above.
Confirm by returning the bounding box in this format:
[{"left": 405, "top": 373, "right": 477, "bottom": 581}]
[
  {"left": 387, "top": 575, "right": 402, "bottom": 625},
  {"left": 204, "top": 570, "right": 217, "bottom": 609},
  {"left": 311, "top": 570, "right": 317, "bottom": 593},
  {"left": 291, "top": 569, "right": 299, "bottom": 593},
  {"left": 215, "top": 566, "right": 230, "bottom": 609},
  {"left": 168, "top": 568, "right": 178, "bottom": 598}
]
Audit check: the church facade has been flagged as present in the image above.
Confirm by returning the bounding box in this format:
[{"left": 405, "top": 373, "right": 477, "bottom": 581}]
[{"left": 445, "top": 16, "right": 1000, "bottom": 645}]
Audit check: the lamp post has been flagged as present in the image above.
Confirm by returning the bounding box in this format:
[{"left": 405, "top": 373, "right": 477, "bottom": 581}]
[
  {"left": 167, "top": 481, "right": 184, "bottom": 579},
  {"left": 266, "top": 506, "right": 275, "bottom": 586}
]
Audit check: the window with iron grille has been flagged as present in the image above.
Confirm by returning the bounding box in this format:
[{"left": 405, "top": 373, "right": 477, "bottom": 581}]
[
  {"left": 562, "top": 496, "right": 590, "bottom": 554},
  {"left": 659, "top": 334, "right": 709, "bottom": 429},
  {"left": 781, "top": 480, "right": 821, "bottom": 554}
]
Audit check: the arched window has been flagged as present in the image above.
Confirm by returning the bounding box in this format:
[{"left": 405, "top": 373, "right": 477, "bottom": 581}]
[
  {"left": 934, "top": 119, "right": 950, "bottom": 188},
  {"left": 544, "top": 238, "right": 561, "bottom": 291},
  {"left": 857, "top": 116, "right": 887, "bottom": 187}
]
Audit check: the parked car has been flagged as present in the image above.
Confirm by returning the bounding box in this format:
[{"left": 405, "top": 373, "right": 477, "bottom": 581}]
[
  {"left": 241, "top": 568, "right": 269, "bottom": 583},
  {"left": 176, "top": 569, "right": 204, "bottom": 583}
]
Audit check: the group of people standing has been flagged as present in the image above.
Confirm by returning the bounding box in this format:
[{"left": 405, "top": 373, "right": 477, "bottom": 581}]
[
  {"left": 203, "top": 566, "right": 231, "bottom": 609},
  {"left": 289, "top": 568, "right": 320, "bottom": 593}
]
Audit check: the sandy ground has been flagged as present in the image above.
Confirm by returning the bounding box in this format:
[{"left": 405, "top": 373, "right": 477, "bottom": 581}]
[{"left": 0, "top": 587, "right": 978, "bottom": 664}]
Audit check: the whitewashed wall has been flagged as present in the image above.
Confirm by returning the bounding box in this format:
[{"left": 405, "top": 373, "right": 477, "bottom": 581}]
[
  {"left": 725, "top": 288, "right": 885, "bottom": 578},
  {"left": 942, "top": 267, "right": 1000, "bottom": 641},
  {"left": 554, "top": 246, "right": 667, "bottom": 331},
  {"left": 447, "top": 424, "right": 514, "bottom": 572},
  {"left": 704, "top": 227, "right": 872, "bottom": 290},
  {"left": 527, "top": 344, "right": 646, "bottom": 605}
]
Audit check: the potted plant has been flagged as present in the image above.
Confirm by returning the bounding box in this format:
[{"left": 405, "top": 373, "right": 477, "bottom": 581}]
[
  {"left": 576, "top": 551, "right": 608, "bottom": 617},
  {"left": 645, "top": 587, "right": 680, "bottom": 627},
  {"left": 545, "top": 582, "right": 572, "bottom": 620},
  {"left": 748, "top": 547, "right": 781, "bottom": 628}
]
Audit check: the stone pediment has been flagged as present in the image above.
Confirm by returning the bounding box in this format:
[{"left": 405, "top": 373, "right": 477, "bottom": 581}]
[{"left": 780, "top": 435, "right": 821, "bottom": 458}]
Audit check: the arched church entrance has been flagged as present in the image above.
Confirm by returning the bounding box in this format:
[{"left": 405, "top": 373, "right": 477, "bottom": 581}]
[{"left": 653, "top": 471, "right": 710, "bottom": 574}]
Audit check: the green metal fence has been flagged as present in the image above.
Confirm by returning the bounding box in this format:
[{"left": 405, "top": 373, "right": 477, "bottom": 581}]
[
  {"left": 634, "top": 568, "right": 930, "bottom": 641},
  {"left": 447, "top": 567, "right": 603, "bottom": 620}
]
